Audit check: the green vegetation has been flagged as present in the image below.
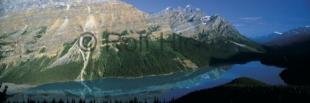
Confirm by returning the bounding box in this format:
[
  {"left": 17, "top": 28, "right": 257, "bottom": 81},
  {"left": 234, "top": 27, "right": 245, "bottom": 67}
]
[
  {"left": 0, "top": 33, "right": 9, "bottom": 39},
  {"left": 0, "top": 56, "right": 83, "bottom": 84},
  {"left": 0, "top": 30, "right": 263, "bottom": 84},
  {"left": 39, "top": 47, "right": 47, "bottom": 53},
  {"left": 59, "top": 40, "right": 76, "bottom": 57},
  {"left": 120, "top": 30, "right": 129, "bottom": 36},
  {"left": 136, "top": 30, "right": 146, "bottom": 35},
  {"left": 25, "top": 49, "right": 34, "bottom": 54},
  {"left": 0, "top": 32, "right": 9, "bottom": 60},
  {"left": 20, "top": 30, "right": 28, "bottom": 35},
  {"left": 166, "top": 35, "right": 212, "bottom": 67},
  {"left": 88, "top": 39, "right": 187, "bottom": 78},
  {"left": 37, "top": 26, "right": 47, "bottom": 35},
  {"left": 101, "top": 31, "right": 109, "bottom": 44},
  {"left": 77, "top": 31, "right": 192, "bottom": 79},
  {"left": 81, "top": 31, "right": 243, "bottom": 79},
  {"left": 0, "top": 53, "right": 5, "bottom": 59},
  {"left": 34, "top": 26, "right": 47, "bottom": 38},
  {"left": 147, "top": 24, "right": 160, "bottom": 35},
  {"left": 34, "top": 34, "right": 42, "bottom": 38},
  {"left": 147, "top": 24, "right": 160, "bottom": 32},
  {"left": 0, "top": 38, "right": 80, "bottom": 84}
]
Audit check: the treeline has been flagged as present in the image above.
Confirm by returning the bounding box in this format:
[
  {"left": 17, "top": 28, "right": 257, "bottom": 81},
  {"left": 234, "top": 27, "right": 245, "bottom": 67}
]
[{"left": 6, "top": 97, "right": 163, "bottom": 103}]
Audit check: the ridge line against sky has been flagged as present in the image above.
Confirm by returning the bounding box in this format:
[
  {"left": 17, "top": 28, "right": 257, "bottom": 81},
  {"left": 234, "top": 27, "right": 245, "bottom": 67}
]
[
  {"left": 0, "top": 0, "right": 309, "bottom": 38},
  {"left": 124, "top": 0, "right": 310, "bottom": 38}
]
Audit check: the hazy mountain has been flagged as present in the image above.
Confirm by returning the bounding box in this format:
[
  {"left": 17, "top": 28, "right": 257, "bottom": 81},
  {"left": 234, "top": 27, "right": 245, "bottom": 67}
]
[
  {"left": 0, "top": 0, "right": 263, "bottom": 85},
  {"left": 254, "top": 26, "right": 310, "bottom": 44},
  {"left": 264, "top": 26, "right": 310, "bottom": 46},
  {"left": 259, "top": 26, "right": 310, "bottom": 85},
  {"left": 253, "top": 32, "right": 284, "bottom": 43}
]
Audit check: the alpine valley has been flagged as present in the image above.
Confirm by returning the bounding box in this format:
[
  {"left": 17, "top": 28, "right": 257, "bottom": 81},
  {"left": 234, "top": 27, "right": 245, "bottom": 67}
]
[{"left": 0, "top": 0, "right": 263, "bottom": 85}]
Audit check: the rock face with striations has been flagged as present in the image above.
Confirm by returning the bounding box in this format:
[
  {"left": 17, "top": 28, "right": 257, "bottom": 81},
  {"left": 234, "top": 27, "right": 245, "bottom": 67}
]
[
  {"left": 0, "top": 0, "right": 148, "bottom": 62},
  {"left": 0, "top": 0, "right": 263, "bottom": 85}
]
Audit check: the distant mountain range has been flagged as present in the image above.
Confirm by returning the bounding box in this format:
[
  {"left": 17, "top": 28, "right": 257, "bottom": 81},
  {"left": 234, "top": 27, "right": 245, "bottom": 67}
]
[
  {"left": 0, "top": 0, "right": 263, "bottom": 85},
  {"left": 206, "top": 26, "right": 310, "bottom": 85},
  {"left": 252, "top": 32, "right": 284, "bottom": 43},
  {"left": 258, "top": 26, "right": 310, "bottom": 85},
  {"left": 253, "top": 26, "right": 310, "bottom": 45},
  {"left": 265, "top": 26, "right": 310, "bottom": 46}
]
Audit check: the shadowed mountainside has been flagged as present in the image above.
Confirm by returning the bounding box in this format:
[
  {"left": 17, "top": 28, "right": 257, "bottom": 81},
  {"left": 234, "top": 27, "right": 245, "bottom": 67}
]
[{"left": 172, "top": 77, "right": 310, "bottom": 103}]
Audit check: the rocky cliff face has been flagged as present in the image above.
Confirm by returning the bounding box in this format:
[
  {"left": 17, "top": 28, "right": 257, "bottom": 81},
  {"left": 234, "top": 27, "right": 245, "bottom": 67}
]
[
  {"left": 148, "top": 5, "right": 252, "bottom": 45},
  {"left": 0, "top": 0, "right": 148, "bottom": 63},
  {"left": 0, "top": 0, "right": 263, "bottom": 84}
]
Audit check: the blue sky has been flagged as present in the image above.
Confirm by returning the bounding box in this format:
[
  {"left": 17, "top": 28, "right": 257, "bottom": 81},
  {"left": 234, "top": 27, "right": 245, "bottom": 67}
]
[{"left": 124, "top": 0, "right": 310, "bottom": 38}]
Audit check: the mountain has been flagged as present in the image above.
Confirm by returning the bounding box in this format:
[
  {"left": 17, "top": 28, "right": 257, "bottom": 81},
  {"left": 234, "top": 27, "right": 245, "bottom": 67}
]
[
  {"left": 0, "top": 0, "right": 263, "bottom": 85},
  {"left": 264, "top": 26, "right": 310, "bottom": 46},
  {"left": 259, "top": 26, "right": 310, "bottom": 85},
  {"left": 253, "top": 32, "right": 284, "bottom": 43},
  {"left": 254, "top": 26, "right": 310, "bottom": 44}
]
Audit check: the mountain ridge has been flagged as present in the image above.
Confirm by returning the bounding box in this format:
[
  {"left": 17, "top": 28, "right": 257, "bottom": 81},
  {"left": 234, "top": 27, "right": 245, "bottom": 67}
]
[
  {"left": 253, "top": 26, "right": 310, "bottom": 44},
  {"left": 0, "top": 0, "right": 263, "bottom": 84}
]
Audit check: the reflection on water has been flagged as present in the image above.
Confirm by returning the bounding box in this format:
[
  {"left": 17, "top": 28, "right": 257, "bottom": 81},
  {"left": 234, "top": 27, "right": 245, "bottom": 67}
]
[
  {"left": 164, "top": 61, "right": 285, "bottom": 100},
  {"left": 8, "top": 61, "right": 285, "bottom": 101},
  {"left": 26, "top": 67, "right": 227, "bottom": 96},
  {"left": 8, "top": 67, "right": 227, "bottom": 101},
  {"left": 225, "top": 61, "right": 285, "bottom": 85}
]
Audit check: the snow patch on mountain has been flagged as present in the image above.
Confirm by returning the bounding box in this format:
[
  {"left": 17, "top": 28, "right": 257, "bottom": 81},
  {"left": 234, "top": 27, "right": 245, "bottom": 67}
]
[
  {"left": 186, "top": 5, "right": 191, "bottom": 8},
  {"left": 165, "top": 7, "right": 172, "bottom": 11},
  {"left": 201, "top": 16, "right": 211, "bottom": 24}
]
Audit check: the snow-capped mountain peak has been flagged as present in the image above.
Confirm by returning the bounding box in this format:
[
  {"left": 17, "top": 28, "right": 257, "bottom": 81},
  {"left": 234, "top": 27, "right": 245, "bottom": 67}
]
[
  {"left": 186, "top": 5, "right": 191, "bottom": 8},
  {"left": 165, "top": 7, "right": 172, "bottom": 11},
  {"left": 201, "top": 16, "right": 211, "bottom": 24}
]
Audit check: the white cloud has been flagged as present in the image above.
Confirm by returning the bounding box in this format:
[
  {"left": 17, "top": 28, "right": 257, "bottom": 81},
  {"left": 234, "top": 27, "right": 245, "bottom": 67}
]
[
  {"left": 305, "top": 25, "right": 310, "bottom": 28},
  {"left": 240, "top": 17, "right": 262, "bottom": 21},
  {"left": 273, "top": 31, "right": 283, "bottom": 35}
]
